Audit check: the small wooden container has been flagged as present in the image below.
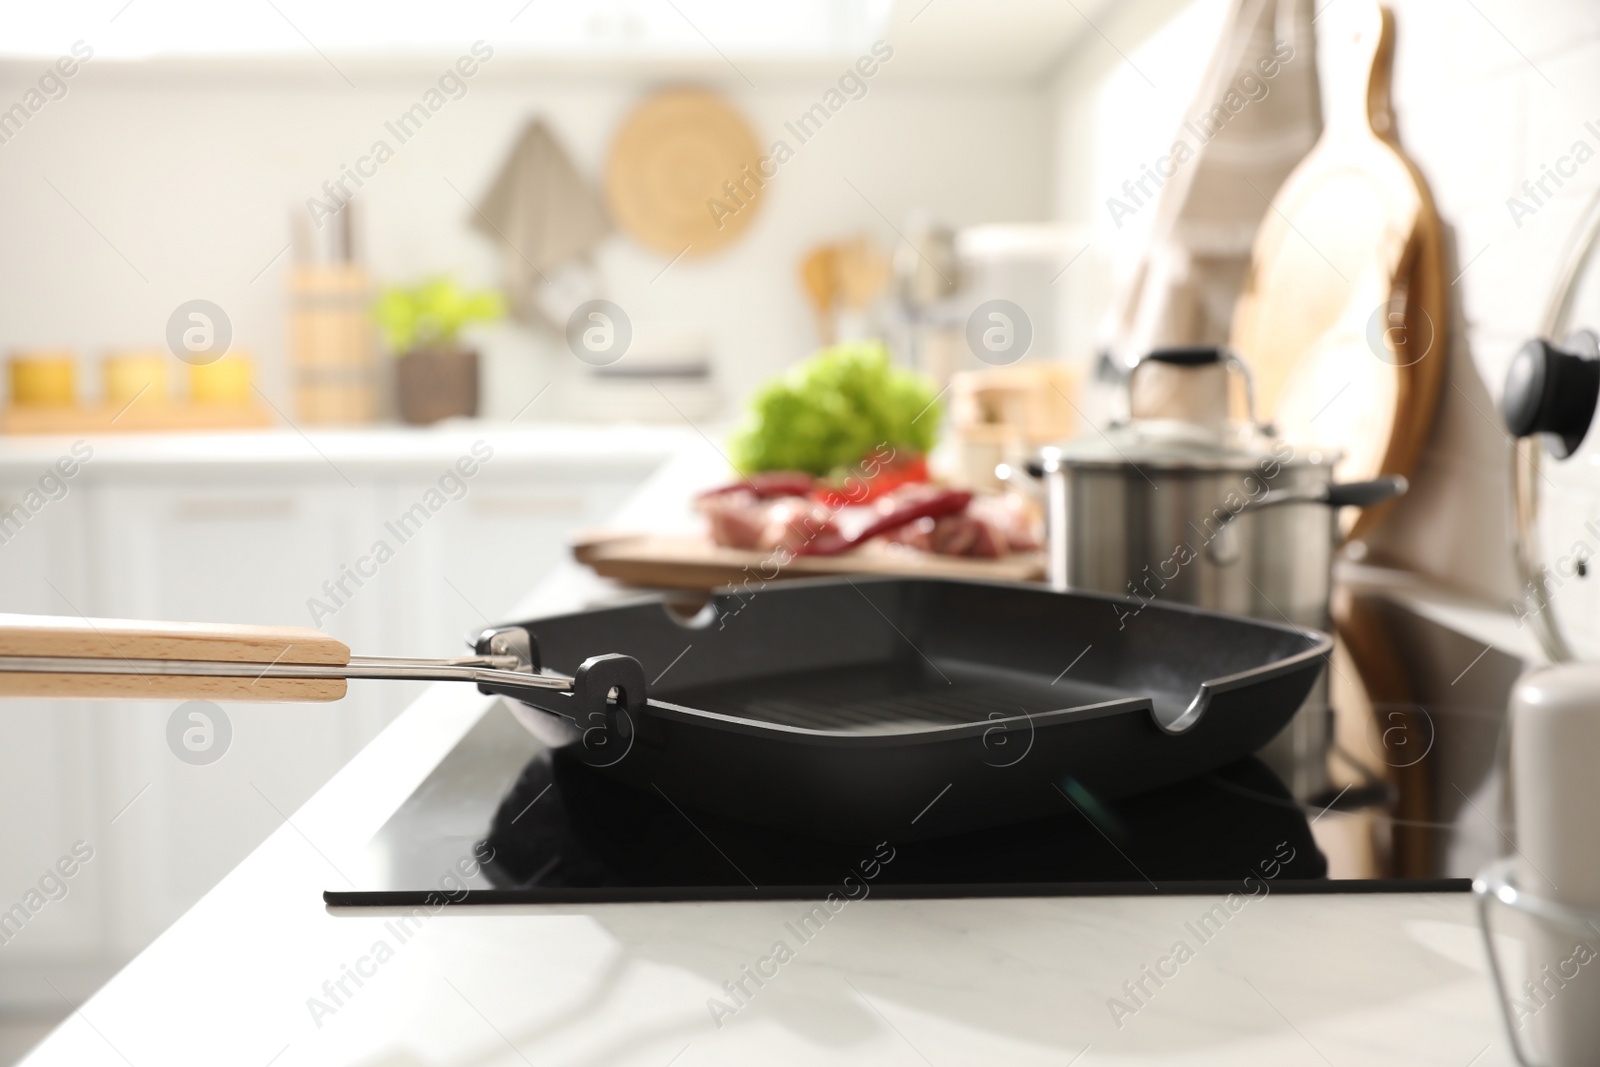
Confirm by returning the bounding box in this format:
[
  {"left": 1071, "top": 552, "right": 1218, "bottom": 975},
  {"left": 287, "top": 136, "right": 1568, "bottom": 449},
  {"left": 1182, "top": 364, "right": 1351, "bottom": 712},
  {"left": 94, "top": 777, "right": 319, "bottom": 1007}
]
[{"left": 948, "top": 361, "right": 1083, "bottom": 490}]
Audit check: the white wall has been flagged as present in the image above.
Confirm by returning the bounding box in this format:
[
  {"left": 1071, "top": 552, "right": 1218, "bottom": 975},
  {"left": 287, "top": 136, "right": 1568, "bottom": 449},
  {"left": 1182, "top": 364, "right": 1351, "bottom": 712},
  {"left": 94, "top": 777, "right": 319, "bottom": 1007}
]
[
  {"left": 1046, "top": 0, "right": 1230, "bottom": 365},
  {"left": 0, "top": 59, "right": 1050, "bottom": 416}
]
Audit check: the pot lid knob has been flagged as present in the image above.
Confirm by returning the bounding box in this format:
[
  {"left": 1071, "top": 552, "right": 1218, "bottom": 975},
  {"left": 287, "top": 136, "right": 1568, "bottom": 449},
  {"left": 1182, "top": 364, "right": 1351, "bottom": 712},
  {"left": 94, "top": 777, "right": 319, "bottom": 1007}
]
[{"left": 1503, "top": 337, "right": 1600, "bottom": 458}]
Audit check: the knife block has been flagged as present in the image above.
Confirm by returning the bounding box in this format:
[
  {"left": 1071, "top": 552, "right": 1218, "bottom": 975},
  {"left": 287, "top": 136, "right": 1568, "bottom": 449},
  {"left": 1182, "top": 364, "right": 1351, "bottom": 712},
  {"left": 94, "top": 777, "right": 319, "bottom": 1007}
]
[{"left": 289, "top": 264, "right": 377, "bottom": 425}]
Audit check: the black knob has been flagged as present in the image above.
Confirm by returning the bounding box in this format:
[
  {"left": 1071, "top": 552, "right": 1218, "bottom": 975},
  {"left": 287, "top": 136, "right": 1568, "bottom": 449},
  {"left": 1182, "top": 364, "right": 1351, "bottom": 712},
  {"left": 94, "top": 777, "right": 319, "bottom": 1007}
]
[{"left": 1503, "top": 338, "right": 1600, "bottom": 457}]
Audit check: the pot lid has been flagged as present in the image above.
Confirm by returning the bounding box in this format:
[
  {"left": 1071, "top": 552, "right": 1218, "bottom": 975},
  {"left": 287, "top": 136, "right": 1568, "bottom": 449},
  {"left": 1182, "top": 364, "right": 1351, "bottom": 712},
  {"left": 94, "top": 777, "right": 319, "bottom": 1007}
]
[
  {"left": 1508, "top": 184, "right": 1600, "bottom": 664},
  {"left": 1037, "top": 418, "right": 1339, "bottom": 473}
]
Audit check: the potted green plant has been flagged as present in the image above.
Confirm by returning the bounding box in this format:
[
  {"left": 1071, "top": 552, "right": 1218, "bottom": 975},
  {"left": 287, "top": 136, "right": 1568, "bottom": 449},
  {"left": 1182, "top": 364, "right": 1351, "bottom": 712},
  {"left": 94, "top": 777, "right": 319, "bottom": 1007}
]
[{"left": 375, "top": 278, "right": 505, "bottom": 425}]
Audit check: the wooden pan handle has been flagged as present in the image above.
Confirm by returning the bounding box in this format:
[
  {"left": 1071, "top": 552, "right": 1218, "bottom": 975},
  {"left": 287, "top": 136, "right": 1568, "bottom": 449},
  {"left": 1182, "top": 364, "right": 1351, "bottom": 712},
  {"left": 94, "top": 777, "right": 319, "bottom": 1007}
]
[{"left": 0, "top": 613, "right": 350, "bottom": 702}]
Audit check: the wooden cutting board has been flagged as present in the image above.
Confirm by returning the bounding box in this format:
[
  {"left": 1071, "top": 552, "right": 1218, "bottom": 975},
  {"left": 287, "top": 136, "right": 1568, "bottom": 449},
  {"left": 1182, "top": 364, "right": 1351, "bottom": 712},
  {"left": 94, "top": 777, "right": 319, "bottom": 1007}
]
[
  {"left": 1229, "top": 0, "right": 1445, "bottom": 541},
  {"left": 1233, "top": 1, "right": 1443, "bottom": 877},
  {"left": 574, "top": 534, "right": 1045, "bottom": 591}
]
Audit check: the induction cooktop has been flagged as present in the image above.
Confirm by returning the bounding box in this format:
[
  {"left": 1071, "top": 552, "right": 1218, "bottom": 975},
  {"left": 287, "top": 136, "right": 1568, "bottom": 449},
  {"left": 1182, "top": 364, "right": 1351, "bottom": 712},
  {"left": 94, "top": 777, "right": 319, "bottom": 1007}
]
[{"left": 325, "top": 702, "right": 1470, "bottom": 906}]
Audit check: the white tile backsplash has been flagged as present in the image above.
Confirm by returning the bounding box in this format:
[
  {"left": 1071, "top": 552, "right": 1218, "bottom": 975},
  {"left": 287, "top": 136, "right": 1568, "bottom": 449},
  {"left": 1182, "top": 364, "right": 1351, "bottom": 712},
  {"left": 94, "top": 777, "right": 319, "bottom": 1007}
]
[
  {"left": 1373, "top": 0, "right": 1600, "bottom": 609},
  {"left": 1387, "top": 1, "right": 1600, "bottom": 355},
  {"left": 1459, "top": 0, "right": 1600, "bottom": 68},
  {"left": 1395, "top": 70, "right": 1525, "bottom": 222}
]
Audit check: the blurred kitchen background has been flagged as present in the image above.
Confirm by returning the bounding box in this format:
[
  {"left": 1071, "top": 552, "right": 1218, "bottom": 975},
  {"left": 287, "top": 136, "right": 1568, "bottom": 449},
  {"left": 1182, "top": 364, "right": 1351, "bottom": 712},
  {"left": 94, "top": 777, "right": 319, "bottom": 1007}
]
[{"left": 0, "top": 0, "right": 1592, "bottom": 1058}]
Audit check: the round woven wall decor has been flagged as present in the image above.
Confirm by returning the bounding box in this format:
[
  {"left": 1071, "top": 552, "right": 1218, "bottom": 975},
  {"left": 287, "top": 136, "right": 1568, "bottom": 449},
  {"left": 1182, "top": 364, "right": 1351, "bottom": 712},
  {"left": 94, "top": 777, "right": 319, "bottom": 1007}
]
[{"left": 605, "top": 88, "right": 765, "bottom": 258}]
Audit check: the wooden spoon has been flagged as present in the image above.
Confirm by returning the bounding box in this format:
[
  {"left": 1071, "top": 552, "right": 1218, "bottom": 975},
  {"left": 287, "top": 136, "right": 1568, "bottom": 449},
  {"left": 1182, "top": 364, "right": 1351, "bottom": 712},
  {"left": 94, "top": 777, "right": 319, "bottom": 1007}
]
[{"left": 799, "top": 245, "right": 838, "bottom": 344}]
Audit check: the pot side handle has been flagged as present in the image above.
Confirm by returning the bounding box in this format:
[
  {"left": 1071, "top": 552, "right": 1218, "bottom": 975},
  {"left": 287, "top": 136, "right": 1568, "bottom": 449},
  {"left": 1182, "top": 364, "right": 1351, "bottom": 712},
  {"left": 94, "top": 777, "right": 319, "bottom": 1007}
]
[
  {"left": 1324, "top": 475, "right": 1409, "bottom": 508},
  {"left": 1245, "top": 474, "right": 1408, "bottom": 513}
]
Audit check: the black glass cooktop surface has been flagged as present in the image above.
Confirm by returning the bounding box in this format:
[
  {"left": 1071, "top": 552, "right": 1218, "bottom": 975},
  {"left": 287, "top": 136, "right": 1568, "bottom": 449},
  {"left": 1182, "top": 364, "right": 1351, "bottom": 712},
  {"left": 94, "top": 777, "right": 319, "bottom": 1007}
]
[{"left": 326, "top": 703, "right": 1469, "bottom": 906}]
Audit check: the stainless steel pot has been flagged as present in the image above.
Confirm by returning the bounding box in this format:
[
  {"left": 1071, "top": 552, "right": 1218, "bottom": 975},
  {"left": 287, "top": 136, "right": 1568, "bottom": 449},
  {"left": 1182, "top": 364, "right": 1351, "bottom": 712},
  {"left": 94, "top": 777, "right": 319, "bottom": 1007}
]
[{"left": 1016, "top": 347, "right": 1407, "bottom": 798}]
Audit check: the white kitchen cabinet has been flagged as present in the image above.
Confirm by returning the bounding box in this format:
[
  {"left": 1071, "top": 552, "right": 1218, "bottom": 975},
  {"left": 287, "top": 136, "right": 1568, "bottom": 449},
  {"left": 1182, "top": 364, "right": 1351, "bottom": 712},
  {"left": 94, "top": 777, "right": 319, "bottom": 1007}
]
[
  {"left": 382, "top": 467, "right": 639, "bottom": 657},
  {"left": 0, "top": 481, "right": 104, "bottom": 990},
  {"left": 84, "top": 478, "right": 393, "bottom": 957},
  {"left": 0, "top": 427, "right": 683, "bottom": 1008},
  {"left": 91, "top": 480, "right": 379, "bottom": 626}
]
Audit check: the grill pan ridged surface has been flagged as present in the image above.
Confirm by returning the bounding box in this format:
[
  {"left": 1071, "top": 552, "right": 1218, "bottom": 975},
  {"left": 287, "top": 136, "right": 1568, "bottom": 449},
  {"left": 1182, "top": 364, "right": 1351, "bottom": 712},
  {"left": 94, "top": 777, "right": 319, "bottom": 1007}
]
[{"left": 660, "top": 660, "right": 1125, "bottom": 734}]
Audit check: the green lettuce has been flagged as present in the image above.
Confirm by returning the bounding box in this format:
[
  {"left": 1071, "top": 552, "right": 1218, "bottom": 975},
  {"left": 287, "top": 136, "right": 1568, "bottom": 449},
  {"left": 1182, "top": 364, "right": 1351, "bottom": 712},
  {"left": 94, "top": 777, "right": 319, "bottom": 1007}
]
[{"left": 729, "top": 342, "right": 941, "bottom": 475}]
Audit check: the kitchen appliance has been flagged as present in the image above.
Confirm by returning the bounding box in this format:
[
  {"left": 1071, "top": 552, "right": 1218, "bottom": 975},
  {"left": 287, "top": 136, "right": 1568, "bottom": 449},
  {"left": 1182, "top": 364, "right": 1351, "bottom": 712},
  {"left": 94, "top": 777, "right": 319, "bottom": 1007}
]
[
  {"left": 1493, "top": 198, "right": 1600, "bottom": 1060},
  {"left": 331, "top": 699, "right": 1473, "bottom": 905},
  {"left": 1475, "top": 663, "right": 1600, "bottom": 1067},
  {"left": 1490, "top": 179, "right": 1600, "bottom": 1067},
  {"left": 340, "top": 702, "right": 1292, "bottom": 904},
  {"left": 0, "top": 577, "right": 1329, "bottom": 842},
  {"left": 1021, "top": 346, "right": 1405, "bottom": 799}
]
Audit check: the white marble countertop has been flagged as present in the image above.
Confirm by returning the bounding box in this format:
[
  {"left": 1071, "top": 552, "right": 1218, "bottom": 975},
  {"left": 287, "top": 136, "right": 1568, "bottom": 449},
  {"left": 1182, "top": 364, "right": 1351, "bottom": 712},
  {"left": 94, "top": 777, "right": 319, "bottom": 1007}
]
[
  {"left": 17, "top": 441, "right": 1521, "bottom": 1067},
  {"left": 0, "top": 422, "right": 697, "bottom": 475}
]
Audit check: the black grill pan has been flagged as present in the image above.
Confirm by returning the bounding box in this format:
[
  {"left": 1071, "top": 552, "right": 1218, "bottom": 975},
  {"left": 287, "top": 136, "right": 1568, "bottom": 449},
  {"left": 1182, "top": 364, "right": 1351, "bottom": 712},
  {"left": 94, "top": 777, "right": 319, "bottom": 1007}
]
[{"left": 491, "top": 577, "right": 1330, "bottom": 842}]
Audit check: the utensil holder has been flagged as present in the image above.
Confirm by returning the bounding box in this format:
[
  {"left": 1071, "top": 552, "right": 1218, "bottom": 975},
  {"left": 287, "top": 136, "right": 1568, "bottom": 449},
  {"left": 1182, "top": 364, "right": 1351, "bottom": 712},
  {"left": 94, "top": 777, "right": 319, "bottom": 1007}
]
[{"left": 290, "top": 264, "right": 377, "bottom": 425}]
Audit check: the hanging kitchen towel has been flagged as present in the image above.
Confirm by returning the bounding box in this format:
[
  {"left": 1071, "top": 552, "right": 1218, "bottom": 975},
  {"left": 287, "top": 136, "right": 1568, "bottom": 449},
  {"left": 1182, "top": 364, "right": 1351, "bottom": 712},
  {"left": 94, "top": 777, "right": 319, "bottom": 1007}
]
[
  {"left": 471, "top": 119, "right": 611, "bottom": 328},
  {"left": 1101, "top": 0, "right": 1321, "bottom": 364}
]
